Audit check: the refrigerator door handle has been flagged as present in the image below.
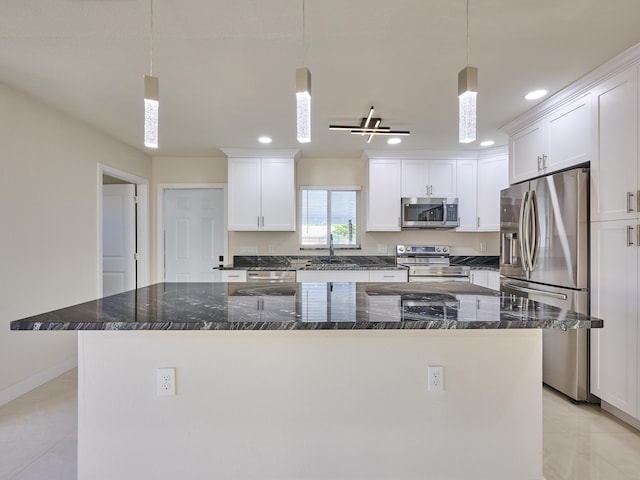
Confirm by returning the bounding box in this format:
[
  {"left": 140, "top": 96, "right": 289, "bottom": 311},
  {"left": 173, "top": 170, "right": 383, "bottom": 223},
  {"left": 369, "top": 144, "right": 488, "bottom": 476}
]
[
  {"left": 502, "top": 281, "right": 568, "bottom": 300},
  {"left": 529, "top": 190, "right": 541, "bottom": 270},
  {"left": 519, "top": 191, "right": 530, "bottom": 272}
]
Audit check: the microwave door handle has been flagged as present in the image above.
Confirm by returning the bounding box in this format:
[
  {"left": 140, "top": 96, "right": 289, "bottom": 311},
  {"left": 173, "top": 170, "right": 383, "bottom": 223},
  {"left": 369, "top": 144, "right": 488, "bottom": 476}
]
[{"left": 442, "top": 199, "right": 447, "bottom": 225}]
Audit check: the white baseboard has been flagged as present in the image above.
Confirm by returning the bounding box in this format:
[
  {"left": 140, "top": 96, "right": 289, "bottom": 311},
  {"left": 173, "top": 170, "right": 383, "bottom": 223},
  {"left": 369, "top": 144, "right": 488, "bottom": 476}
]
[
  {"left": 601, "top": 400, "right": 640, "bottom": 432},
  {"left": 0, "top": 356, "right": 77, "bottom": 407}
]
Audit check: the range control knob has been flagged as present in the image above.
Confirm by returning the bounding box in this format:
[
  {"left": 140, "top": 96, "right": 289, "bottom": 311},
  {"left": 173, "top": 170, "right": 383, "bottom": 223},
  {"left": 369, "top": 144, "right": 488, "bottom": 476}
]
[
  {"left": 435, "top": 246, "right": 442, "bottom": 253},
  {"left": 442, "top": 246, "right": 449, "bottom": 253},
  {"left": 397, "top": 245, "right": 405, "bottom": 254}
]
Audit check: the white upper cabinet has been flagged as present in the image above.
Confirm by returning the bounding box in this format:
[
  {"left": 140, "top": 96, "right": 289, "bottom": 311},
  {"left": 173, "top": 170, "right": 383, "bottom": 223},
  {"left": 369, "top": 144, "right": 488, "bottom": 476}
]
[
  {"left": 401, "top": 159, "right": 457, "bottom": 197},
  {"left": 455, "top": 160, "right": 478, "bottom": 231},
  {"left": 366, "top": 158, "right": 402, "bottom": 231},
  {"left": 225, "top": 150, "right": 298, "bottom": 231},
  {"left": 476, "top": 154, "right": 509, "bottom": 231},
  {"left": 591, "top": 67, "right": 639, "bottom": 222},
  {"left": 510, "top": 123, "right": 545, "bottom": 184},
  {"left": 509, "top": 94, "right": 591, "bottom": 184},
  {"left": 456, "top": 151, "right": 508, "bottom": 233}
]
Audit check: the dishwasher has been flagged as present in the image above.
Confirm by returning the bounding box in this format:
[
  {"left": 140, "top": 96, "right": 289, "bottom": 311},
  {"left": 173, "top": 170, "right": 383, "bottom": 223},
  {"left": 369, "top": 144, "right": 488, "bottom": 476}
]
[{"left": 246, "top": 270, "right": 297, "bottom": 283}]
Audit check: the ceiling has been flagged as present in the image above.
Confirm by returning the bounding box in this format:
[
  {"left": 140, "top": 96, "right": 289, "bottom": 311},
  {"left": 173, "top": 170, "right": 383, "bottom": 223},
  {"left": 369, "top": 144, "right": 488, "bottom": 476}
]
[{"left": 2, "top": 0, "right": 640, "bottom": 159}]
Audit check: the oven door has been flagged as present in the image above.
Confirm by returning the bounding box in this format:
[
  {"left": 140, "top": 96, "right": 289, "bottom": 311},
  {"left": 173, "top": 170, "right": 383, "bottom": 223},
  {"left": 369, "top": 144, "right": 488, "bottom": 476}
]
[{"left": 407, "top": 265, "right": 470, "bottom": 282}]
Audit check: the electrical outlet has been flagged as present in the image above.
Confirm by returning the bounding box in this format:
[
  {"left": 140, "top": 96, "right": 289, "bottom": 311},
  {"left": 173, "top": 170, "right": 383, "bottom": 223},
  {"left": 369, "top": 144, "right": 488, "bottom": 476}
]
[
  {"left": 428, "top": 365, "right": 444, "bottom": 391},
  {"left": 157, "top": 367, "right": 176, "bottom": 396},
  {"left": 480, "top": 241, "right": 487, "bottom": 253},
  {"left": 377, "top": 244, "right": 388, "bottom": 254}
]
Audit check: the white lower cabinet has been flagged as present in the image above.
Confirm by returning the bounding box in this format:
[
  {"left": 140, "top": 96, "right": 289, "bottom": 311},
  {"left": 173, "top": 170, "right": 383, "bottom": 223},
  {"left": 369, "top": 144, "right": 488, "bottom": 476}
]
[
  {"left": 296, "top": 270, "right": 371, "bottom": 283},
  {"left": 369, "top": 270, "right": 408, "bottom": 282},
  {"left": 366, "top": 295, "right": 401, "bottom": 322},
  {"left": 469, "top": 270, "right": 500, "bottom": 291},
  {"left": 590, "top": 220, "right": 639, "bottom": 418},
  {"left": 226, "top": 295, "right": 296, "bottom": 323},
  {"left": 221, "top": 270, "right": 247, "bottom": 282}
]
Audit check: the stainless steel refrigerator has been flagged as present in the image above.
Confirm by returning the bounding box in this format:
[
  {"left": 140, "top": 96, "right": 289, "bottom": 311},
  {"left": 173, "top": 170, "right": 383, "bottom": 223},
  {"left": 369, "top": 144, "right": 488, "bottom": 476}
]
[{"left": 500, "top": 166, "right": 593, "bottom": 402}]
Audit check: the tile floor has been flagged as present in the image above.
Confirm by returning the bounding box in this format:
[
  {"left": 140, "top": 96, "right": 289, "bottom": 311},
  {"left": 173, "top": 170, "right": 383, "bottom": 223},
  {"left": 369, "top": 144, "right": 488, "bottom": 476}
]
[{"left": 1, "top": 370, "right": 639, "bottom": 479}]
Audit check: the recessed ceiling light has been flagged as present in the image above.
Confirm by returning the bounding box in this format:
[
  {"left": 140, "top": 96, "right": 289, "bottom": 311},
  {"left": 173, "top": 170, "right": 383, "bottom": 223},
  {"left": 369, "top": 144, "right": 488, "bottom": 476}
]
[
  {"left": 480, "top": 140, "right": 495, "bottom": 147},
  {"left": 525, "top": 89, "right": 548, "bottom": 101},
  {"left": 387, "top": 137, "right": 402, "bottom": 145},
  {"left": 258, "top": 136, "right": 272, "bottom": 144}
]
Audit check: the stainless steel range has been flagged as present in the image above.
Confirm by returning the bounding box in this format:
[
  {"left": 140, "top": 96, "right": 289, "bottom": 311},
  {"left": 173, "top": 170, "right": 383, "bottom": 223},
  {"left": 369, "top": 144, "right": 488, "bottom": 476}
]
[{"left": 396, "top": 245, "right": 470, "bottom": 282}]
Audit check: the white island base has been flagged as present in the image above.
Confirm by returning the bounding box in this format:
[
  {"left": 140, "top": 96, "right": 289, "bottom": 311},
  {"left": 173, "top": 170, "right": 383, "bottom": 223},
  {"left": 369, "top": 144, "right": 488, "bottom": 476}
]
[{"left": 78, "top": 329, "right": 543, "bottom": 479}]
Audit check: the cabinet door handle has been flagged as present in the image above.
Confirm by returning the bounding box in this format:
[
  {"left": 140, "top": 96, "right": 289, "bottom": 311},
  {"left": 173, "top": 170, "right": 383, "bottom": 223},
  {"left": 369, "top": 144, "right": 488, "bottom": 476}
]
[
  {"left": 627, "top": 225, "right": 634, "bottom": 246},
  {"left": 637, "top": 191, "right": 640, "bottom": 213},
  {"left": 257, "top": 216, "right": 261, "bottom": 227},
  {"left": 627, "top": 192, "right": 634, "bottom": 213},
  {"left": 537, "top": 156, "right": 542, "bottom": 171},
  {"left": 637, "top": 225, "right": 640, "bottom": 247},
  {"left": 261, "top": 216, "right": 265, "bottom": 227},
  {"left": 542, "top": 154, "right": 548, "bottom": 168},
  {"left": 477, "top": 217, "right": 480, "bottom": 228}
]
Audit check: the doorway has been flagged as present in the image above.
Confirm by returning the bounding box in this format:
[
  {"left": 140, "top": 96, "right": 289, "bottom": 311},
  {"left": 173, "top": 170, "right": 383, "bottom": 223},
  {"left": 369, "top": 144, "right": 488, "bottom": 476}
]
[
  {"left": 158, "top": 185, "right": 227, "bottom": 282},
  {"left": 98, "top": 165, "right": 150, "bottom": 297}
]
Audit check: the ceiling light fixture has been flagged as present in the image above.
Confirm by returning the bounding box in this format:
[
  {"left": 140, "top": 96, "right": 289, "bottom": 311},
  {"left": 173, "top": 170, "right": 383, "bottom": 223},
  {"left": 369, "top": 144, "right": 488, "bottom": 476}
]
[
  {"left": 458, "top": 0, "right": 477, "bottom": 144},
  {"left": 480, "top": 140, "right": 494, "bottom": 147},
  {"left": 387, "top": 137, "right": 402, "bottom": 145},
  {"left": 258, "top": 136, "right": 272, "bottom": 144},
  {"left": 144, "top": 0, "right": 159, "bottom": 149},
  {"left": 525, "top": 89, "right": 548, "bottom": 101},
  {"left": 296, "top": 0, "right": 311, "bottom": 143},
  {"left": 329, "top": 106, "right": 410, "bottom": 142}
]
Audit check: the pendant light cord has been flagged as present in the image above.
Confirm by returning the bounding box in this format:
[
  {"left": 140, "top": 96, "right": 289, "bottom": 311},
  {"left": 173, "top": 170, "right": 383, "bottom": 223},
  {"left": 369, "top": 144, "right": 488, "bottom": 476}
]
[
  {"left": 465, "top": 0, "right": 470, "bottom": 65},
  {"left": 302, "top": 0, "right": 306, "bottom": 65},
  {"left": 149, "top": 0, "right": 154, "bottom": 75}
]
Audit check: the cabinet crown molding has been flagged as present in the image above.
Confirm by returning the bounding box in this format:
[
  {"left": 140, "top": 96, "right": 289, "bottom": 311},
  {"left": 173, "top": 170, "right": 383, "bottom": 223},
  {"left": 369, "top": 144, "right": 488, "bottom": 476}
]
[
  {"left": 503, "top": 41, "right": 640, "bottom": 135},
  {"left": 363, "top": 146, "right": 506, "bottom": 161},
  {"left": 220, "top": 148, "right": 300, "bottom": 159}
]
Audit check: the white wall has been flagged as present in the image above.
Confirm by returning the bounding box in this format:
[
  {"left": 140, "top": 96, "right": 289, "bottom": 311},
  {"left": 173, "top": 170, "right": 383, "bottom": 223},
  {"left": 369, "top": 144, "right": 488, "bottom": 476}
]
[
  {"left": 78, "top": 329, "right": 543, "bottom": 479},
  {"left": 151, "top": 155, "right": 499, "bottom": 269},
  {"left": 0, "top": 84, "right": 151, "bottom": 404}
]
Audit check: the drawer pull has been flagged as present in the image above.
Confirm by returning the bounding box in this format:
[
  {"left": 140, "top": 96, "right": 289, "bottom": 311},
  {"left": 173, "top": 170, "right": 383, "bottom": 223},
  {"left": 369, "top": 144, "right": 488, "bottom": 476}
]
[
  {"left": 627, "top": 225, "right": 634, "bottom": 246},
  {"left": 627, "top": 192, "right": 635, "bottom": 213}
]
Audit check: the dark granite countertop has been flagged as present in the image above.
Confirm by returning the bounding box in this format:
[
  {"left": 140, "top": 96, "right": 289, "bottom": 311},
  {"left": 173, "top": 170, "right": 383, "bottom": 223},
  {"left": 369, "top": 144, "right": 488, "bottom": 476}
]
[
  {"left": 220, "top": 255, "right": 497, "bottom": 271},
  {"left": 10, "top": 282, "right": 602, "bottom": 331}
]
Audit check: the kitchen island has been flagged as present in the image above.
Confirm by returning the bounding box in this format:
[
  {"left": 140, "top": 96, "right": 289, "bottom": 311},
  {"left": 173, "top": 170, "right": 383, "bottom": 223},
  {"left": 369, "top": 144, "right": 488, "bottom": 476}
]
[{"left": 11, "top": 282, "right": 602, "bottom": 480}]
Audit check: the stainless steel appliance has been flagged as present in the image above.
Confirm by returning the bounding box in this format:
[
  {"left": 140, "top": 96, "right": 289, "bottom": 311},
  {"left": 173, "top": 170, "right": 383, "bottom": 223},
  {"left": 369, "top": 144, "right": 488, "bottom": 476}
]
[
  {"left": 401, "top": 197, "right": 459, "bottom": 228},
  {"left": 246, "top": 270, "right": 296, "bottom": 283},
  {"left": 500, "top": 166, "right": 592, "bottom": 402},
  {"left": 396, "top": 245, "right": 470, "bottom": 282}
]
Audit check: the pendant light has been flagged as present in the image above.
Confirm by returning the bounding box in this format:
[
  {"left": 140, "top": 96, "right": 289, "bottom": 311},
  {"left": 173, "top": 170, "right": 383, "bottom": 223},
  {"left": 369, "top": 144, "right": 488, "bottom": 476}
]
[
  {"left": 144, "top": 0, "right": 159, "bottom": 149},
  {"left": 458, "top": 0, "right": 477, "bottom": 144},
  {"left": 296, "top": 0, "right": 311, "bottom": 143}
]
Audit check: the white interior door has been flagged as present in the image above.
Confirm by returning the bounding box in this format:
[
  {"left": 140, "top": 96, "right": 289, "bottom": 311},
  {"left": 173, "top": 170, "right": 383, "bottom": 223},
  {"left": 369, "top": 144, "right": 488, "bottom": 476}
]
[
  {"left": 164, "top": 189, "right": 225, "bottom": 282},
  {"left": 103, "top": 184, "right": 136, "bottom": 296}
]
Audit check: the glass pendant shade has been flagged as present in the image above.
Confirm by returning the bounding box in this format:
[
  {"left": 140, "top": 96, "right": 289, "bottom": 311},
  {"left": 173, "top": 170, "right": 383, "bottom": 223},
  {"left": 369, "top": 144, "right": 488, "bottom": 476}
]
[
  {"left": 458, "top": 66, "right": 477, "bottom": 144},
  {"left": 296, "top": 67, "right": 311, "bottom": 143},
  {"left": 144, "top": 75, "right": 159, "bottom": 149}
]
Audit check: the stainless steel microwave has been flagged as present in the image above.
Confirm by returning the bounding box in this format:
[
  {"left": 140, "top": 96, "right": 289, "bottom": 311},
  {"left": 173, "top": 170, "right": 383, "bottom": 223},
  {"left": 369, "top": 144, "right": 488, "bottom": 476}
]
[{"left": 401, "top": 197, "right": 459, "bottom": 228}]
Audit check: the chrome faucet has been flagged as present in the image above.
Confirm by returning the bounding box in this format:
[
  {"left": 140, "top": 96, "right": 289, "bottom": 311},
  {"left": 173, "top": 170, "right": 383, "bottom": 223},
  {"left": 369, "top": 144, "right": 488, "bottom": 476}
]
[{"left": 329, "top": 234, "right": 335, "bottom": 263}]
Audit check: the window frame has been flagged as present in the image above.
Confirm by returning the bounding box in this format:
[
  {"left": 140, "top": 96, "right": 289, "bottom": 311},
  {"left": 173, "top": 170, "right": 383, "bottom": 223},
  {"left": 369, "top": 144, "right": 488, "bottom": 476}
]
[{"left": 298, "top": 186, "right": 361, "bottom": 249}]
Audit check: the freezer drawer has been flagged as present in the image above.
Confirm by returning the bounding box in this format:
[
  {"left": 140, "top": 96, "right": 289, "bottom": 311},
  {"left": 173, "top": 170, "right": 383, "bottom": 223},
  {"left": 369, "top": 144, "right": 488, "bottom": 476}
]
[{"left": 501, "top": 278, "right": 591, "bottom": 401}]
